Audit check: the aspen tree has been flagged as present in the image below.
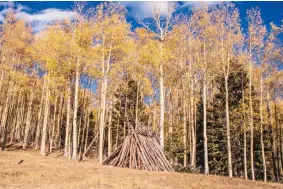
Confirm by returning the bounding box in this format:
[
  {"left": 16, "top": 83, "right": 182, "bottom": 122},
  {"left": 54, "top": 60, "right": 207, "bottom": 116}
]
[
  {"left": 246, "top": 8, "right": 266, "bottom": 180},
  {"left": 93, "top": 3, "right": 130, "bottom": 164},
  {"left": 140, "top": 2, "right": 177, "bottom": 149},
  {"left": 217, "top": 3, "right": 242, "bottom": 177},
  {"left": 190, "top": 5, "right": 219, "bottom": 175}
]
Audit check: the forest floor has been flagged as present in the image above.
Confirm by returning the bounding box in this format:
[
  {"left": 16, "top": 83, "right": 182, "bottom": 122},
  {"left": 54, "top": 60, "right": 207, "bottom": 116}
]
[{"left": 0, "top": 146, "right": 282, "bottom": 189}]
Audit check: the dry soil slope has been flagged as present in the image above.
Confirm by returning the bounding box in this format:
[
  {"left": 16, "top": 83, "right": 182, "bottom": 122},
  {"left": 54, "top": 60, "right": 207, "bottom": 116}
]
[{"left": 0, "top": 150, "right": 281, "bottom": 189}]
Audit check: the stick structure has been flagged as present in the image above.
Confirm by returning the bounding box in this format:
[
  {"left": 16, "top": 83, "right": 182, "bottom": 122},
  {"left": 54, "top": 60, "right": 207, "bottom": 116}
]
[{"left": 103, "top": 129, "right": 174, "bottom": 172}]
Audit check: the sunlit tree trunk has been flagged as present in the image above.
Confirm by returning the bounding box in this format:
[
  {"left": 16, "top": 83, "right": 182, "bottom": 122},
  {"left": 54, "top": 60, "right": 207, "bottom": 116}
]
[
  {"left": 183, "top": 101, "right": 187, "bottom": 167},
  {"left": 203, "top": 71, "right": 209, "bottom": 175},
  {"left": 23, "top": 86, "right": 35, "bottom": 149},
  {"left": 56, "top": 94, "right": 64, "bottom": 149},
  {"left": 72, "top": 60, "right": 80, "bottom": 160},
  {"left": 249, "top": 44, "right": 255, "bottom": 181},
  {"left": 225, "top": 75, "right": 232, "bottom": 178},
  {"left": 203, "top": 37, "right": 209, "bottom": 175},
  {"left": 274, "top": 97, "right": 281, "bottom": 178},
  {"left": 135, "top": 80, "right": 140, "bottom": 128},
  {"left": 159, "top": 63, "right": 165, "bottom": 149},
  {"left": 40, "top": 76, "right": 50, "bottom": 156},
  {"left": 260, "top": 73, "right": 267, "bottom": 182},
  {"left": 84, "top": 107, "right": 90, "bottom": 153},
  {"left": 50, "top": 93, "right": 58, "bottom": 152},
  {"left": 64, "top": 82, "right": 71, "bottom": 158},
  {"left": 1, "top": 79, "right": 12, "bottom": 151},
  {"left": 107, "top": 108, "right": 113, "bottom": 157},
  {"left": 35, "top": 77, "right": 46, "bottom": 150},
  {"left": 188, "top": 36, "right": 196, "bottom": 168},
  {"left": 99, "top": 44, "right": 111, "bottom": 164},
  {"left": 99, "top": 76, "right": 107, "bottom": 163}
]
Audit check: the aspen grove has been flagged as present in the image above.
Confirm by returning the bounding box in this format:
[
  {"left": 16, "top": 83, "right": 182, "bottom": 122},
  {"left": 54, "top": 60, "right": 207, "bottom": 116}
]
[{"left": 1, "top": 2, "right": 283, "bottom": 183}]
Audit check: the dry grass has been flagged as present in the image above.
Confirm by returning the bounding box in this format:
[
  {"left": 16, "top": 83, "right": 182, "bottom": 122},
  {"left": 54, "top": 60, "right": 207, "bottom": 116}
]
[{"left": 0, "top": 149, "right": 282, "bottom": 189}]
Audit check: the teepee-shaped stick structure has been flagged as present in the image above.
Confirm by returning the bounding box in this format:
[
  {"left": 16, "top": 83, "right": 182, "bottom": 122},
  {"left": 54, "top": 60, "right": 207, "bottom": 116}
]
[{"left": 103, "top": 129, "right": 174, "bottom": 172}]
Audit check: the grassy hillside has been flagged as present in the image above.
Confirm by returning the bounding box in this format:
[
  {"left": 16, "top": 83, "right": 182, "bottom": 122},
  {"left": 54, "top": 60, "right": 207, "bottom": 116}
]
[{"left": 0, "top": 150, "right": 281, "bottom": 189}]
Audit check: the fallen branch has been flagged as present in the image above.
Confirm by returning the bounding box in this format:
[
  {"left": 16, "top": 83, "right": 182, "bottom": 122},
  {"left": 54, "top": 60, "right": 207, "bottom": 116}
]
[{"left": 82, "top": 133, "right": 99, "bottom": 158}]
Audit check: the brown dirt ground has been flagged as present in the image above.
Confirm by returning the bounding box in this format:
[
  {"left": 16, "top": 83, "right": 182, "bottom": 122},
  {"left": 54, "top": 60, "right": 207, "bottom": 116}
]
[{"left": 0, "top": 149, "right": 282, "bottom": 189}]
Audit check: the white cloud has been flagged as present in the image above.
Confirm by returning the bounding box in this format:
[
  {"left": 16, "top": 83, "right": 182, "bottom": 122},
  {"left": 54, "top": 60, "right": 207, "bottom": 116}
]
[
  {"left": 180, "top": 1, "right": 220, "bottom": 9},
  {"left": 0, "top": 3, "right": 76, "bottom": 32},
  {"left": 16, "top": 8, "right": 77, "bottom": 32},
  {"left": 121, "top": 1, "right": 172, "bottom": 19},
  {"left": 17, "top": 8, "right": 76, "bottom": 22},
  {"left": 15, "top": 4, "right": 30, "bottom": 13},
  {"left": 122, "top": 1, "right": 220, "bottom": 19}
]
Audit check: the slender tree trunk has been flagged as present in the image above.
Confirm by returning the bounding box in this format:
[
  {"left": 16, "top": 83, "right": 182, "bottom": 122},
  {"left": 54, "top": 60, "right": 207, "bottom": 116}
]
[
  {"left": 274, "top": 99, "right": 281, "bottom": 178},
  {"left": 135, "top": 80, "right": 139, "bottom": 128},
  {"left": 188, "top": 29, "right": 196, "bottom": 168},
  {"left": 84, "top": 107, "right": 90, "bottom": 153},
  {"left": 190, "top": 76, "right": 196, "bottom": 168},
  {"left": 23, "top": 86, "right": 35, "bottom": 149},
  {"left": 244, "top": 129, "right": 248, "bottom": 180},
  {"left": 14, "top": 92, "right": 23, "bottom": 141},
  {"left": 169, "top": 88, "right": 173, "bottom": 164},
  {"left": 203, "top": 72, "right": 209, "bottom": 175},
  {"left": 56, "top": 94, "right": 64, "bottom": 149},
  {"left": 107, "top": 108, "right": 112, "bottom": 157},
  {"left": 10, "top": 89, "right": 21, "bottom": 143},
  {"left": 50, "top": 93, "right": 58, "bottom": 152},
  {"left": 159, "top": 65, "right": 165, "bottom": 149},
  {"left": 249, "top": 47, "right": 255, "bottom": 181},
  {"left": 123, "top": 93, "right": 127, "bottom": 139},
  {"left": 64, "top": 83, "right": 71, "bottom": 158},
  {"left": 5, "top": 84, "right": 16, "bottom": 145},
  {"left": 99, "top": 76, "right": 107, "bottom": 164},
  {"left": 183, "top": 103, "right": 187, "bottom": 167},
  {"left": 72, "top": 61, "right": 80, "bottom": 160},
  {"left": 1, "top": 79, "right": 12, "bottom": 151},
  {"left": 35, "top": 77, "right": 46, "bottom": 150},
  {"left": 8, "top": 84, "right": 17, "bottom": 144},
  {"left": 0, "top": 72, "right": 5, "bottom": 124},
  {"left": 241, "top": 58, "right": 248, "bottom": 180},
  {"left": 260, "top": 74, "right": 267, "bottom": 182},
  {"left": 115, "top": 100, "right": 121, "bottom": 149},
  {"left": 225, "top": 75, "right": 233, "bottom": 177},
  {"left": 79, "top": 101, "right": 88, "bottom": 160},
  {"left": 40, "top": 76, "right": 50, "bottom": 156},
  {"left": 159, "top": 39, "right": 165, "bottom": 149},
  {"left": 267, "top": 92, "right": 278, "bottom": 181}
]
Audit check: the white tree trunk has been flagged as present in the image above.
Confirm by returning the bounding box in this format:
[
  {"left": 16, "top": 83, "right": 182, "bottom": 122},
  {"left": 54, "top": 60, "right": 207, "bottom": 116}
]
[
  {"left": 50, "top": 93, "right": 57, "bottom": 152},
  {"left": 244, "top": 129, "right": 248, "bottom": 180},
  {"left": 0, "top": 80, "right": 12, "bottom": 150},
  {"left": 203, "top": 72, "right": 209, "bottom": 175},
  {"left": 40, "top": 77, "right": 50, "bottom": 156},
  {"left": 35, "top": 77, "right": 46, "bottom": 150},
  {"left": 23, "top": 88, "right": 35, "bottom": 149},
  {"left": 159, "top": 39, "right": 165, "bottom": 149},
  {"left": 183, "top": 104, "right": 187, "bottom": 167},
  {"left": 249, "top": 50, "right": 255, "bottom": 181},
  {"left": 159, "top": 63, "right": 165, "bottom": 149},
  {"left": 72, "top": 63, "right": 80, "bottom": 160},
  {"left": 64, "top": 83, "right": 71, "bottom": 158},
  {"left": 225, "top": 75, "right": 233, "bottom": 177},
  {"left": 107, "top": 109, "right": 112, "bottom": 157},
  {"left": 190, "top": 76, "right": 196, "bottom": 168},
  {"left": 260, "top": 74, "right": 267, "bottom": 182},
  {"left": 135, "top": 80, "right": 139, "bottom": 128},
  {"left": 99, "top": 76, "right": 107, "bottom": 164}
]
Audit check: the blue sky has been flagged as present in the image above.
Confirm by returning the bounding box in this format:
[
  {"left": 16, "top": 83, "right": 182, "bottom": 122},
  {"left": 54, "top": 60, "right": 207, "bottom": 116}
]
[{"left": 1, "top": 1, "right": 283, "bottom": 32}]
